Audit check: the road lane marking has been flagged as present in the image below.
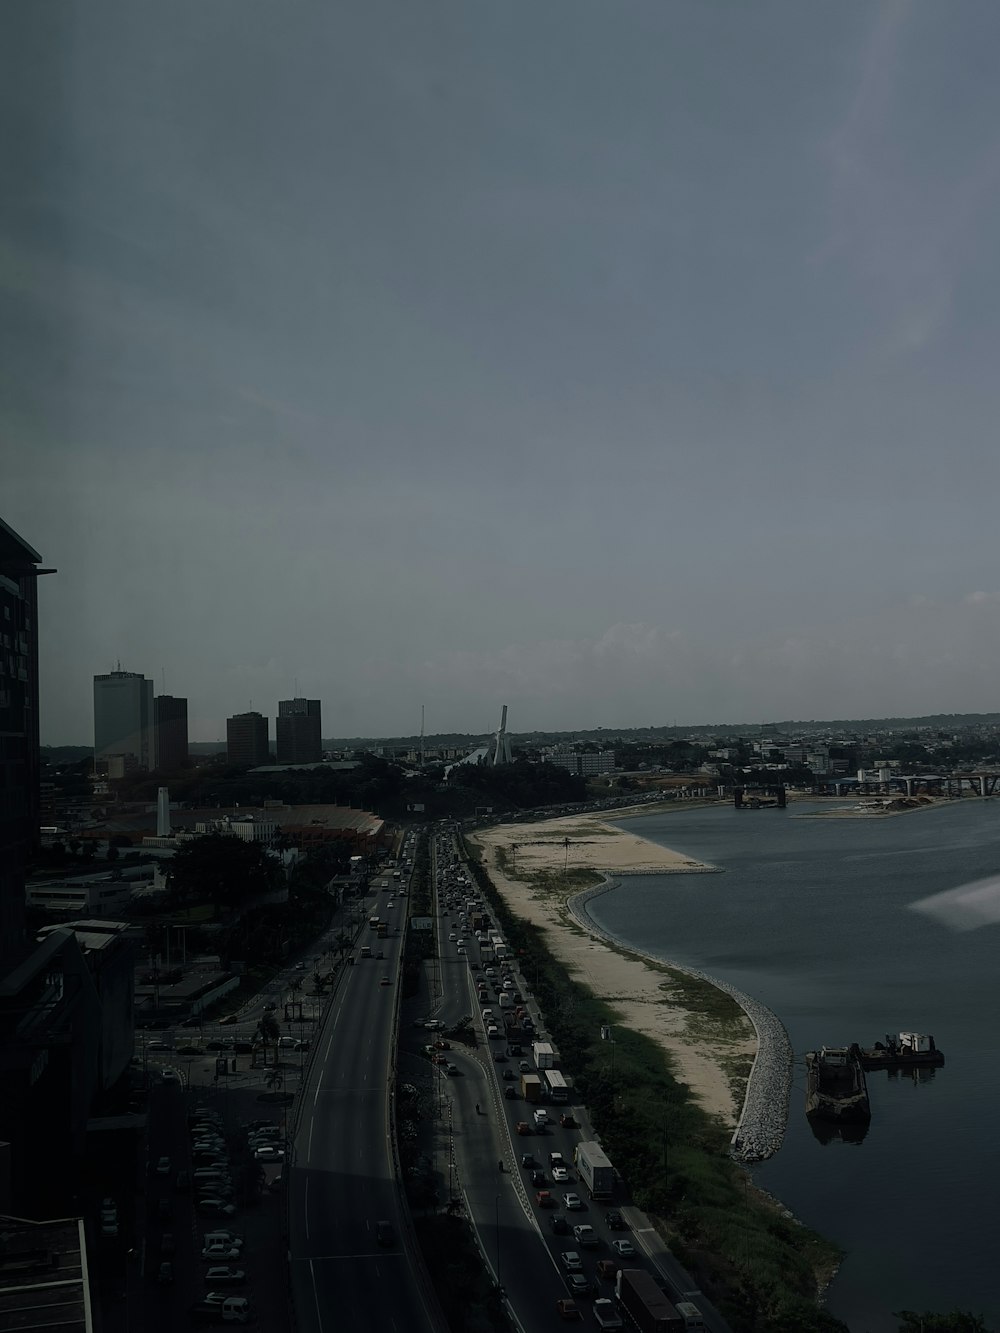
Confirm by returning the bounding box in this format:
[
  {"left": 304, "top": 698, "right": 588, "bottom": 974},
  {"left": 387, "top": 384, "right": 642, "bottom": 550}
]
[{"left": 304, "top": 1176, "right": 310, "bottom": 1241}]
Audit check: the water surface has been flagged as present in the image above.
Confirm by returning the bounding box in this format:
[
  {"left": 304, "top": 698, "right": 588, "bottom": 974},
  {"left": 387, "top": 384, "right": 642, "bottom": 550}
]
[{"left": 584, "top": 800, "right": 1000, "bottom": 1331}]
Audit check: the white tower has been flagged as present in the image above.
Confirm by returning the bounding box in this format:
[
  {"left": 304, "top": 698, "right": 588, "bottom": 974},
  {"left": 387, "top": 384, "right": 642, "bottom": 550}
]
[
  {"left": 489, "top": 705, "right": 513, "bottom": 766},
  {"left": 157, "top": 786, "right": 171, "bottom": 837}
]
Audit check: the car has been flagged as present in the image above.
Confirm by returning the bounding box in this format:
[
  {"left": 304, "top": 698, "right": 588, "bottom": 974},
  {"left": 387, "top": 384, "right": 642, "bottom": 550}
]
[
  {"left": 157, "top": 1199, "right": 173, "bottom": 1221},
  {"left": 217, "top": 1014, "right": 238, "bottom": 1025},
  {"left": 535, "top": 1190, "right": 554, "bottom": 1208},
  {"left": 563, "top": 1192, "right": 583, "bottom": 1211},
  {"left": 146, "top": 1040, "right": 171, "bottom": 1051},
  {"left": 294, "top": 961, "right": 306, "bottom": 970},
  {"left": 100, "top": 1220, "right": 119, "bottom": 1239},
  {"left": 502, "top": 1068, "right": 515, "bottom": 1080},
  {"left": 611, "top": 1239, "right": 636, "bottom": 1257},
  {"left": 518, "top": 1059, "right": 530, "bottom": 1072},
  {"left": 254, "top": 1146, "right": 284, "bottom": 1161},
  {"left": 160, "top": 1070, "right": 181, "bottom": 1084},
  {"left": 203, "top": 1230, "right": 243, "bottom": 1247},
  {"left": 201, "top": 1244, "right": 242, "bottom": 1260},
  {"left": 157, "top": 1261, "right": 174, "bottom": 1284},
  {"left": 155, "top": 1156, "right": 172, "bottom": 1176},
  {"left": 241, "top": 1120, "right": 275, "bottom": 1132},
  {"left": 552, "top": 1166, "right": 570, "bottom": 1183},
  {"left": 573, "top": 1225, "right": 598, "bottom": 1248},
  {"left": 204, "top": 1267, "right": 246, "bottom": 1285},
  {"left": 263, "top": 1001, "right": 277, "bottom": 1011},
  {"left": 375, "top": 951, "right": 384, "bottom": 959},
  {"left": 198, "top": 1199, "right": 236, "bottom": 1217},
  {"left": 604, "top": 1210, "right": 624, "bottom": 1230},
  {"left": 375, "top": 1220, "right": 394, "bottom": 1247},
  {"left": 556, "top": 1298, "right": 582, "bottom": 1321},
  {"left": 504, "top": 1085, "right": 517, "bottom": 1099},
  {"left": 530, "top": 1168, "right": 546, "bottom": 1186},
  {"left": 161, "top": 1233, "right": 176, "bottom": 1256},
  {"left": 379, "top": 976, "right": 391, "bottom": 987},
  {"left": 205, "top": 1041, "right": 228, "bottom": 1052},
  {"left": 493, "top": 1052, "right": 506, "bottom": 1063},
  {"left": 550, "top": 1214, "right": 570, "bottom": 1235},
  {"left": 565, "top": 1274, "right": 593, "bottom": 1297},
  {"left": 559, "top": 1112, "right": 577, "bottom": 1128},
  {"left": 560, "top": 1250, "right": 583, "bottom": 1272},
  {"left": 448, "top": 933, "right": 457, "bottom": 942},
  {"left": 487, "top": 1025, "right": 499, "bottom": 1038},
  {"left": 176, "top": 1171, "right": 191, "bottom": 1193},
  {"left": 597, "top": 1260, "right": 620, "bottom": 1282},
  {"left": 516, "top": 1121, "right": 531, "bottom": 1135}
]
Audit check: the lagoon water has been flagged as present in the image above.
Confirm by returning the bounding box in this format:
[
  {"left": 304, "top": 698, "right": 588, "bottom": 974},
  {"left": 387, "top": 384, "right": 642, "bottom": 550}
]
[{"left": 584, "top": 799, "right": 1000, "bottom": 1332}]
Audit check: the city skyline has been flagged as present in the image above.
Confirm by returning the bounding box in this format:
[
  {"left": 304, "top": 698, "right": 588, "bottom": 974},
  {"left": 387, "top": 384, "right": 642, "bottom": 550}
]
[{"left": 7, "top": 2, "right": 1000, "bottom": 746}]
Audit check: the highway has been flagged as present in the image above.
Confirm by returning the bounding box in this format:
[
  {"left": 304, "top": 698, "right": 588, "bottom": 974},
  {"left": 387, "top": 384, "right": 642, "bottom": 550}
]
[{"left": 288, "top": 853, "right": 438, "bottom": 1333}]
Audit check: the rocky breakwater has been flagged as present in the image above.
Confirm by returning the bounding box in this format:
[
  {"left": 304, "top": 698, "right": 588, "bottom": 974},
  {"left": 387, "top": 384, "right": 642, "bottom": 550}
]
[{"left": 570, "top": 878, "right": 792, "bottom": 1163}]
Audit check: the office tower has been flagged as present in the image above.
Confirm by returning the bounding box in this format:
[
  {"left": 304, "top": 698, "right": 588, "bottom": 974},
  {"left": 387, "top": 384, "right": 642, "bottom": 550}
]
[
  {"left": 94, "top": 669, "right": 154, "bottom": 772},
  {"left": 227, "top": 711, "right": 270, "bottom": 767},
  {"left": 276, "top": 697, "right": 322, "bottom": 764},
  {"left": 0, "top": 517, "right": 48, "bottom": 966},
  {"left": 153, "top": 694, "right": 189, "bottom": 771}
]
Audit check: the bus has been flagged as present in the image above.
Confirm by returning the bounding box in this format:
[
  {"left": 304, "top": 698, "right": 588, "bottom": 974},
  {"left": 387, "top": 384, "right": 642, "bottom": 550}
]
[
  {"left": 543, "top": 1069, "right": 569, "bottom": 1103},
  {"left": 369, "top": 915, "right": 380, "bottom": 931},
  {"left": 377, "top": 921, "right": 388, "bottom": 938}
]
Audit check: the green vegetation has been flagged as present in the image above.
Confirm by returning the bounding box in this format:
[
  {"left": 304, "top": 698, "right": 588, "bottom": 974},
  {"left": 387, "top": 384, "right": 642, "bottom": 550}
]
[
  {"left": 166, "top": 833, "right": 281, "bottom": 908},
  {"left": 412, "top": 1214, "right": 511, "bottom": 1333},
  {"left": 462, "top": 839, "right": 847, "bottom": 1333},
  {"left": 895, "top": 1316, "right": 994, "bottom": 1333}
]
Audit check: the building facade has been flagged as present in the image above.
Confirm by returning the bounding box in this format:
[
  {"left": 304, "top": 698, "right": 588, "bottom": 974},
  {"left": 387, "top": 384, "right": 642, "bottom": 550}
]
[
  {"left": 226, "top": 711, "right": 270, "bottom": 767},
  {"left": 94, "top": 669, "right": 154, "bottom": 772},
  {"left": 0, "top": 517, "right": 46, "bottom": 967},
  {"left": 548, "top": 749, "right": 616, "bottom": 776},
  {"left": 153, "top": 694, "right": 189, "bottom": 771},
  {"left": 276, "top": 697, "right": 322, "bottom": 764}
]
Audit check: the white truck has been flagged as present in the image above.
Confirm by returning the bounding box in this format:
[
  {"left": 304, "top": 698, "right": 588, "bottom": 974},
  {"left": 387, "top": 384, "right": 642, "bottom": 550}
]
[
  {"left": 575, "top": 1141, "right": 614, "bottom": 1199},
  {"left": 532, "top": 1041, "right": 555, "bottom": 1069}
]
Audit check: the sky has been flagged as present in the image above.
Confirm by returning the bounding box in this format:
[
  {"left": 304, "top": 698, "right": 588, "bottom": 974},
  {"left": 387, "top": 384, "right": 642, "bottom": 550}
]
[{"left": 5, "top": 1, "right": 1000, "bottom": 745}]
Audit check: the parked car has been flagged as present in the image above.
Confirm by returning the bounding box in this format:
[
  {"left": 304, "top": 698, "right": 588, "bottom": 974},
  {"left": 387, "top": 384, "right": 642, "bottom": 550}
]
[
  {"left": 204, "top": 1267, "right": 246, "bottom": 1285},
  {"left": 201, "top": 1244, "right": 241, "bottom": 1261}
]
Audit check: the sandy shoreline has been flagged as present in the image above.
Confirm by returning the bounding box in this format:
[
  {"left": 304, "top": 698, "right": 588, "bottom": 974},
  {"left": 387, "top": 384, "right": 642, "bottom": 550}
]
[{"left": 467, "top": 811, "right": 757, "bottom": 1128}]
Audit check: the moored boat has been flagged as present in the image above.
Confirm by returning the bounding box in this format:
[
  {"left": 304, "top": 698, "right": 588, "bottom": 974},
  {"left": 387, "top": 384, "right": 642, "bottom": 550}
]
[{"left": 805, "top": 1046, "right": 871, "bottom": 1124}]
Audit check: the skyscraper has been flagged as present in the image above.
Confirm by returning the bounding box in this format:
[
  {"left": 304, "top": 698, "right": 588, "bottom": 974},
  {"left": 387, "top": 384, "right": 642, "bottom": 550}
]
[
  {"left": 153, "top": 694, "right": 189, "bottom": 771},
  {"left": 94, "top": 669, "right": 154, "bottom": 772},
  {"left": 0, "top": 517, "right": 48, "bottom": 965},
  {"left": 227, "top": 711, "right": 270, "bottom": 767},
  {"left": 276, "top": 697, "right": 322, "bottom": 764}
]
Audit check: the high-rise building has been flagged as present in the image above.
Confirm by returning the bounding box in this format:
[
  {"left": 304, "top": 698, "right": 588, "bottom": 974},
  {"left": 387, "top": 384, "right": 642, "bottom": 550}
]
[
  {"left": 153, "top": 694, "right": 189, "bottom": 771},
  {"left": 227, "top": 711, "right": 270, "bottom": 767},
  {"left": 94, "top": 669, "right": 154, "bottom": 772},
  {"left": 0, "top": 517, "right": 48, "bottom": 966},
  {"left": 276, "top": 697, "right": 322, "bottom": 764}
]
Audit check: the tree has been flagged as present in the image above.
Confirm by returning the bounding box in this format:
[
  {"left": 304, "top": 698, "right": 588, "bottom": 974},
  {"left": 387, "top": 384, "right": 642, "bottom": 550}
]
[
  {"left": 166, "top": 833, "right": 281, "bottom": 908},
  {"left": 895, "top": 1314, "right": 993, "bottom": 1333},
  {"left": 254, "top": 1013, "right": 281, "bottom": 1066}
]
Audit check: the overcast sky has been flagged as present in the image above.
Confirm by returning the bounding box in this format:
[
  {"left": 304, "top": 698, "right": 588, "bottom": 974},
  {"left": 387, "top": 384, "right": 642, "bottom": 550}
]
[{"left": 6, "top": 1, "right": 1000, "bottom": 745}]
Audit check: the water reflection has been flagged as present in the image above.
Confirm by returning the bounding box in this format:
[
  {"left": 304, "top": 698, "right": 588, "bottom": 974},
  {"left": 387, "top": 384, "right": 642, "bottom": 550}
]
[{"left": 808, "top": 1118, "right": 870, "bottom": 1147}]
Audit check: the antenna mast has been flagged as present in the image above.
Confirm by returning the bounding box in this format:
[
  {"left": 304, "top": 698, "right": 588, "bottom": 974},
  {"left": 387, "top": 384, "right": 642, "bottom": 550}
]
[{"left": 420, "top": 705, "right": 425, "bottom": 767}]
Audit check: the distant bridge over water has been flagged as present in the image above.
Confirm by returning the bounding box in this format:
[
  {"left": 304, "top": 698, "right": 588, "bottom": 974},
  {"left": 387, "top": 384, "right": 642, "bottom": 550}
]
[{"left": 828, "top": 772, "right": 1000, "bottom": 798}]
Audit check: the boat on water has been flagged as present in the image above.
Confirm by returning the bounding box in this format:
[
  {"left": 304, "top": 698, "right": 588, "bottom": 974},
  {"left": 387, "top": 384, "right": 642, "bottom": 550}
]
[
  {"left": 805, "top": 1046, "right": 871, "bottom": 1125},
  {"left": 857, "top": 1032, "right": 944, "bottom": 1070}
]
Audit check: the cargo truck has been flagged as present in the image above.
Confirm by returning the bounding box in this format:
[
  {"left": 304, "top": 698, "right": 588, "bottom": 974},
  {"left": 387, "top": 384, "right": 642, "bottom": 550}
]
[
  {"left": 575, "top": 1142, "right": 614, "bottom": 1199},
  {"left": 532, "top": 1041, "right": 555, "bottom": 1069},
  {"left": 521, "top": 1073, "right": 542, "bottom": 1102},
  {"left": 593, "top": 1298, "right": 624, "bottom": 1330},
  {"left": 614, "top": 1270, "right": 685, "bottom": 1333}
]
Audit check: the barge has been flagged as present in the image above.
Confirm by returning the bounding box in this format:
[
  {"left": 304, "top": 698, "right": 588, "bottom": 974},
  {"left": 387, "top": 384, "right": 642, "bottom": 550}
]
[
  {"left": 805, "top": 1046, "right": 871, "bottom": 1126},
  {"left": 856, "top": 1032, "right": 944, "bottom": 1071}
]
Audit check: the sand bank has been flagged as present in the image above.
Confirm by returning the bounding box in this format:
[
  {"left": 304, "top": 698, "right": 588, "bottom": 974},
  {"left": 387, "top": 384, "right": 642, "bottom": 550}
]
[{"left": 468, "top": 813, "right": 756, "bottom": 1128}]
